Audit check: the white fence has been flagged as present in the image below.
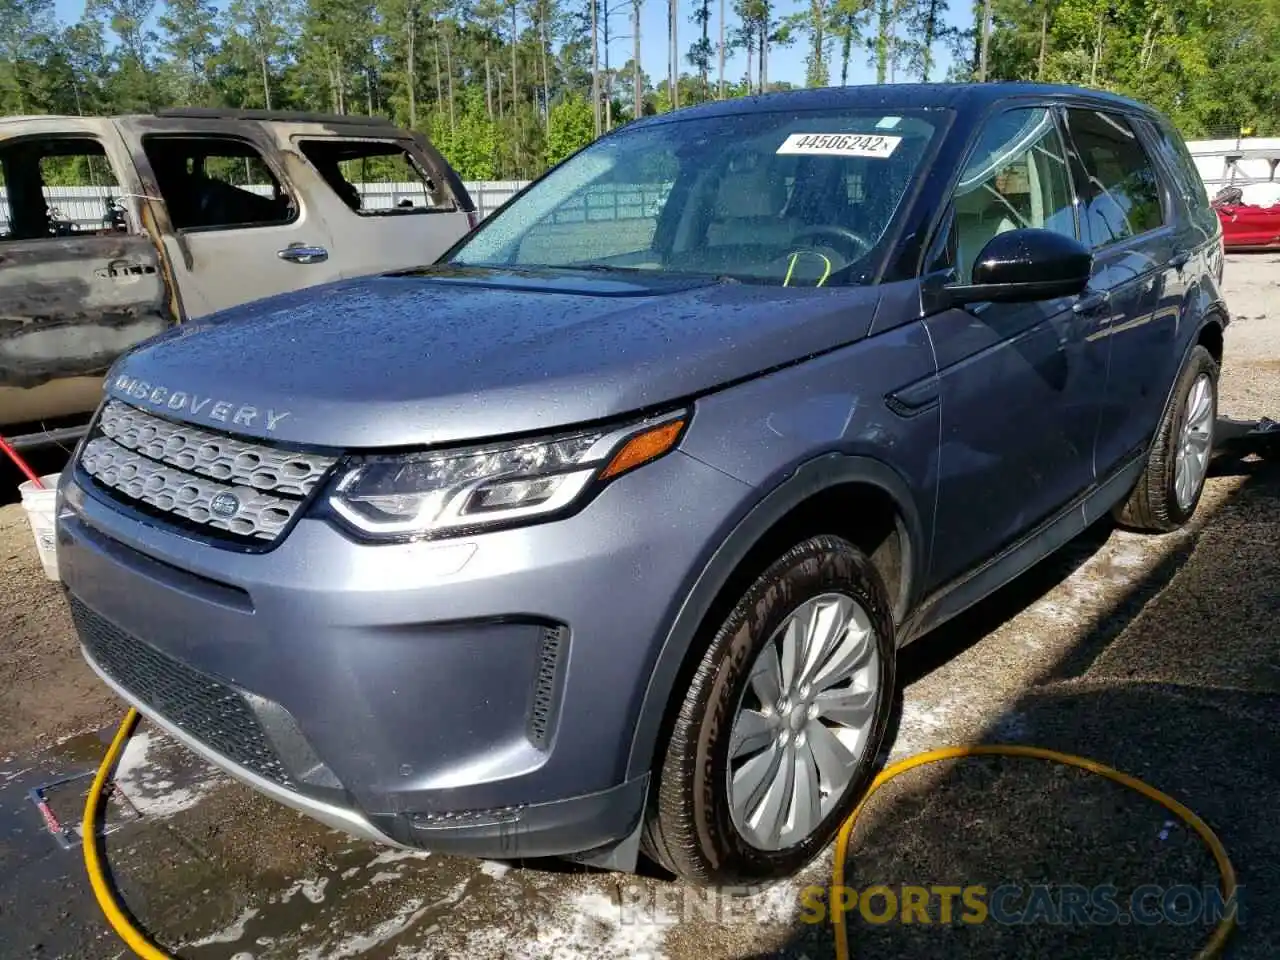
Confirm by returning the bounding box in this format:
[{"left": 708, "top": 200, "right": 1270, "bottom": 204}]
[
  {"left": 1185, "top": 137, "right": 1280, "bottom": 192},
  {"left": 465, "top": 180, "right": 528, "bottom": 217},
  {"left": 0, "top": 180, "right": 530, "bottom": 233}
]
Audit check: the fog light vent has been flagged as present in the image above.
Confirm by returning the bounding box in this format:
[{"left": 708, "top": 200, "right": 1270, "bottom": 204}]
[
  {"left": 410, "top": 804, "right": 526, "bottom": 828},
  {"left": 528, "top": 625, "right": 568, "bottom": 748}
]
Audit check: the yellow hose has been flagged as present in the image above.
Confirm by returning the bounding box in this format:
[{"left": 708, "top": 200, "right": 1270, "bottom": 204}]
[
  {"left": 82, "top": 707, "right": 174, "bottom": 960},
  {"left": 84, "top": 713, "right": 1237, "bottom": 960},
  {"left": 831, "top": 744, "right": 1239, "bottom": 960}
]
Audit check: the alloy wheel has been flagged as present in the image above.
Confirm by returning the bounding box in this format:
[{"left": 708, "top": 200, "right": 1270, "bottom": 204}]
[
  {"left": 1175, "top": 372, "right": 1215, "bottom": 511},
  {"left": 726, "top": 592, "right": 881, "bottom": 851}
]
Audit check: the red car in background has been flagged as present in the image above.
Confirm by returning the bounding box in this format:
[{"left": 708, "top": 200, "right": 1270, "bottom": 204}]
[{"left": 1212, "top": 183, "right": 1280, "bottom": 249}]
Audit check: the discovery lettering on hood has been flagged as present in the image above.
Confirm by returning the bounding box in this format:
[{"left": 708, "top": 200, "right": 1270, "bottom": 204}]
[{"left": 111, "top": 375, "right": 292, "bottom": 432}]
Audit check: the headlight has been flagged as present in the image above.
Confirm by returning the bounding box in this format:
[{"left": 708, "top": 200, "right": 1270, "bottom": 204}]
[{"left": 325, "top": 410, "right": 688, "bottom": 540}]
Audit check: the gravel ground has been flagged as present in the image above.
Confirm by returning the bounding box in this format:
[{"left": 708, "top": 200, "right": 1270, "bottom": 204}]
[{"left": 0, "top": 254, "right": 1276, "bottom": 960}]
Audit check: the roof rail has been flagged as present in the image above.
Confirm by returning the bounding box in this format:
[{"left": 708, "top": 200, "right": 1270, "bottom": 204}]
[{"left": 153, "top": 107, "right": 399, "bottom": 127}]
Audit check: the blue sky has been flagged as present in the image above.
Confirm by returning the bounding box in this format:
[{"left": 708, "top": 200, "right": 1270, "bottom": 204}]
[
  {"left": 587, "top": 0, "right": 973, "bottom": 87},
  {"left": 52, "top": 0, "right": 975, "bottom": 91}
]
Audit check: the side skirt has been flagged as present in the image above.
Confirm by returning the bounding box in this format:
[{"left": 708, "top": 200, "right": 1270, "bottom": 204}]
[{"left": 899, "top": 449, "right": 1147, "bottom": 646}]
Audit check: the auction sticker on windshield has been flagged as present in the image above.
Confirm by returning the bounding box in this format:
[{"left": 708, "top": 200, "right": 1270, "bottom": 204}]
[{"left": 776, "top": 133, "right": 902, "bottom": 157}]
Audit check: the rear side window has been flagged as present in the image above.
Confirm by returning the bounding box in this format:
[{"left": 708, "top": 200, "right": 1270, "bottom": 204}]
[
  {"left": 298, "top": 139, "right": 454, "bottom": 216},
  {"left": 1143, "top": 117, "right": 1216, "bottom": 234},
  {"left": 142, "top": 135, "right": 296, "bottom": 231},
  {"left": 1161, "top": 126, "right": 1211, "bottom": 211},
  {"left": 1065, "top": 109, "right": 1164, "bottom": 248}
]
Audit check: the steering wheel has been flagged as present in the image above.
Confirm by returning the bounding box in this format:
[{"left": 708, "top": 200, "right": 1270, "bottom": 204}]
[{"left": 789, "top": 224, "right": 874, "bottom": 261}]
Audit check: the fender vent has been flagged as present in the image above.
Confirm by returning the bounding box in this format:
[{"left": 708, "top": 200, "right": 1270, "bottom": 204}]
[{"left": 527, "top": 625, "right": 568, "bottom": 749}]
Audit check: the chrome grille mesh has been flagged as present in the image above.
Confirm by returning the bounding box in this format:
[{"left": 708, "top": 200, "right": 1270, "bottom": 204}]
[
  {"left": 96, "top": 400, "right": 334, "bottom": 494},
  {"left": 79, "top": 399, "right": 339, "bottom": 543}
]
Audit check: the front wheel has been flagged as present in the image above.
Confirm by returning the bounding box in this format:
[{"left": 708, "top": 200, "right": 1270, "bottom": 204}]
[
  {"left": 642, "top": 535, "right": 896, "bottom": 886},
  {"left": 1114, "top": 344, "right": 1219, "bottom": 532}
]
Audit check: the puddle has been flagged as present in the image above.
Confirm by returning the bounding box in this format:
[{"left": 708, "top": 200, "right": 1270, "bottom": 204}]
[
  {"left": 187, "top": 907, "right": 261, "bottom": 947},
  {"left": 0, "top": 723, "right": 124, "bottom": 858},
  {"left": 46, "top": 726, "right": 115, "bottom": 766},
  {"left": 113, "top": 728, "right": 229, "bottom": 818},
  {"left": 0, "top": 721, "right": 165, "bottom": 958},
  {"left": 180, "top": 845, "right": 477, "bottom": 958},
  {"left": 295, "top": 882, "right": 470, "bottom": 960}
]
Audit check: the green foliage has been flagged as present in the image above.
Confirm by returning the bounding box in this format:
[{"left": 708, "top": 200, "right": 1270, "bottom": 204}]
[
  {"left": 2, "top": 0, "right": 1271, "bottom": 184},
  {"left": 984, "top": 0, "right": 1280, "bottom": 137},
  {"left": 688, "top": 0, "right": 714, "bottom": 94},
  {"left": 828, "top": 0, "right": 871, "bottom": 85},
  {"left": 158, "top": 0, "right": 220, "bottom": 104},
  {"left": 781, "top": 0, "right": 831, "bottom": 87},
  {"left": 546, "top": 93, "right": 594, "bottom": 165},
  {"left": 431, "top": 89, "right": 501, "bottom": 179}
]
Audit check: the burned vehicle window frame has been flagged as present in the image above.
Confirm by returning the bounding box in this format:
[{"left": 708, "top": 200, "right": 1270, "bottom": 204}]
[
  {"left": 0, "top": 135, "right": 129, "bottom": 242},
  {"left": 141, "top": 134, "right": 300, "bottom": 233},
  {"left": 297, "top": 137, "right": 455, "bottom": 217}
]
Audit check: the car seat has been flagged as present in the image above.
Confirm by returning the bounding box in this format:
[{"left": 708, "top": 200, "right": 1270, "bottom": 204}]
[
  {"left": 704, "top": 156, "right": 791, "bottom": 248},
  {"left": 2, "top": 147, "right": 52, "bottom": 240},
  {"left": 952, "top": 158, "right": 1040, "bottom": 281}
]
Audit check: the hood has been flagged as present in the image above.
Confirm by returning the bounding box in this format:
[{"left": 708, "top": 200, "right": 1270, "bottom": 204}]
[{"left": 105, "top": 266, "right": 882, "bottom": 448}]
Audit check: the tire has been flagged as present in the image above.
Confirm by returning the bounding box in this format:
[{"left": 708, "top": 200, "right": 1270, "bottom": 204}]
[
  {"left": 642, "top": 535, "right": 896, "bottom": 887},
  {"left": 1113, "top": 344, "right": 1219, "bottom": 532}
]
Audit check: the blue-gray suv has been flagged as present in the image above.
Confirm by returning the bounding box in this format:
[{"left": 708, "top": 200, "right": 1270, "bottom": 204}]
[{"left": 57, "top": 83, "right": 1228, "bottom": 887}]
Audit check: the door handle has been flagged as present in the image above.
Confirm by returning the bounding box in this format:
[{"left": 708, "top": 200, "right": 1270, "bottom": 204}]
[
  {"left": 95, "top": 260, "right": 158, "bottom": 280},
  {"left": 277, "top": 243, "right": 329, "bottom": 264},
  {"left": 1072, "top": 289, "right": 1111, "bottom": 315},
  {"left": 1168, "top": 250, "right": 1190, "bottom": 270}
]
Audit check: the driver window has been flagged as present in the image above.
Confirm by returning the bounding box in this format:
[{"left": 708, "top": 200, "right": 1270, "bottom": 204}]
[{"left": 946, "top": 108, "right": 1076, "bottom": 283}]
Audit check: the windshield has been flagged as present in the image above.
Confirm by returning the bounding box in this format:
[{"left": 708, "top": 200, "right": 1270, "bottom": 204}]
[{"left": 449, "top": 108, "right": 943, "bottom": 286}]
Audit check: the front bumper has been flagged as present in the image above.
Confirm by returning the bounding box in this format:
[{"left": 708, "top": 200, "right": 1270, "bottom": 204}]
[{"left": 57, "top": 448, "right": 751, "bottom": 858}]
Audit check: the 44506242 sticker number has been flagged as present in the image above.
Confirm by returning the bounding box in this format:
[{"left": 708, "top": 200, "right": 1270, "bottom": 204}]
[{"left": 776, "top": 133, "right": 902, "bottom": 157}]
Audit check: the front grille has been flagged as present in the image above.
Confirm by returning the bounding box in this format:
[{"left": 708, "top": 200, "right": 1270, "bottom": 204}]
[
  {"left": 78, "top": 399, "right": 339, "bottom": 544},
  {"left": 70, "top": 597, "right": 296, "bottom": 789}
]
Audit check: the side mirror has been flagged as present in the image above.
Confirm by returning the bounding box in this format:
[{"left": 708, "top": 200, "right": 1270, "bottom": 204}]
[{"left": 945, "top": 228, "right": 1092, "bottom": 306}]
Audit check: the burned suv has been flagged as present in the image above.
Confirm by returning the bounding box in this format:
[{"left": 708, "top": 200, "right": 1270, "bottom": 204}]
[
  {"left": 0, "top": 109, "right": 474, "bottom": 450},
  {"left": 58, "top": 84, "right": 1227, "bottom": 886}
]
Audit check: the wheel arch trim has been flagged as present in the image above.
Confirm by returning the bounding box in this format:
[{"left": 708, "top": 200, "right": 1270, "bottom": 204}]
[
  {"left": 1160, "top": 314, "right": 1224, "bottom": 432},
  {"left": 624, "top": 452, "right": 927, "bottom": 781}
]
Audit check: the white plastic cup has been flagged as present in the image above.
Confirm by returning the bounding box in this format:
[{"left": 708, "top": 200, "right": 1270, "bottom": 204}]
[{"left": 18, "top": 473, "right": 60, "bottom": 581}]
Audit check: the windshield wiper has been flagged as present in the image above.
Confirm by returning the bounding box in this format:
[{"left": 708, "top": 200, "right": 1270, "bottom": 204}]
[
  {"left": 563, "top": 262, "right": 654, "bottom": 273},
  {"left": 564, "top": 263, "right": 740, "bottom": 284}
]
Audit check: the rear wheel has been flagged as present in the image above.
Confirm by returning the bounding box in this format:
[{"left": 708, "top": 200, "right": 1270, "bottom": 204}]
[
  {"left": 1114, "top": 344, "right": 1218, "bottom": 532},
  {"left": 642, "top": 535, "right": 895, "bottom": 886}
]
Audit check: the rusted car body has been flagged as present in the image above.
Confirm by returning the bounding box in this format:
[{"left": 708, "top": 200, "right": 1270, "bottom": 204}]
[{"left": 0, "top": 108, "right": 475, "bottom": 448}]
